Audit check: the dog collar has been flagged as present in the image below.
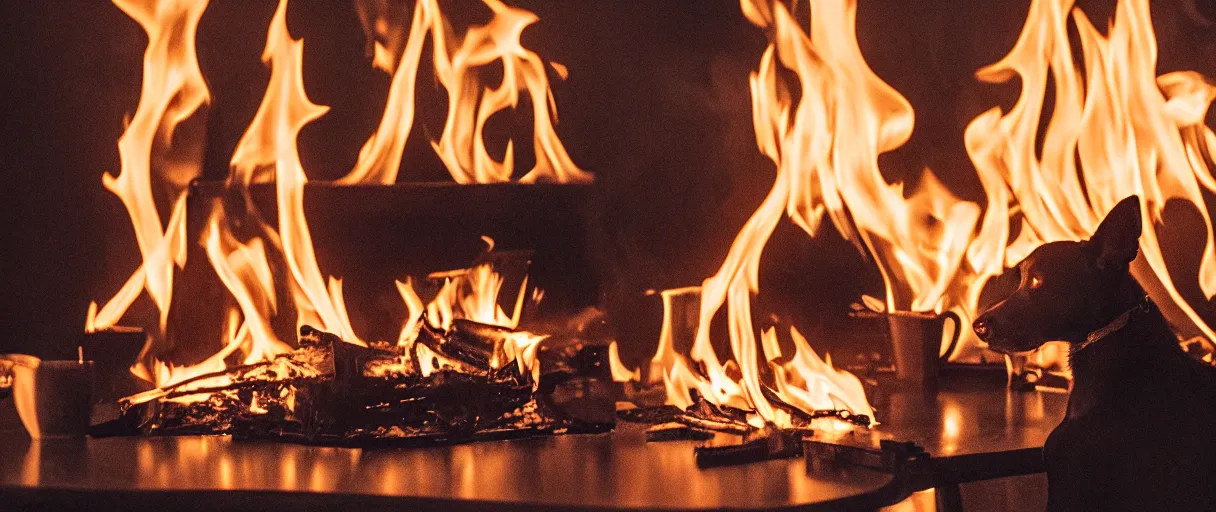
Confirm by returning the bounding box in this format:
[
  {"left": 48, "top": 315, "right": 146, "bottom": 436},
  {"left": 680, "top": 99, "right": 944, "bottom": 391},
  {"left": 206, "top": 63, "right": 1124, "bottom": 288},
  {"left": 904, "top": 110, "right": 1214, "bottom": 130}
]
[{"left": 1073, "top": 295, "right": 1152, "bottom": 353}]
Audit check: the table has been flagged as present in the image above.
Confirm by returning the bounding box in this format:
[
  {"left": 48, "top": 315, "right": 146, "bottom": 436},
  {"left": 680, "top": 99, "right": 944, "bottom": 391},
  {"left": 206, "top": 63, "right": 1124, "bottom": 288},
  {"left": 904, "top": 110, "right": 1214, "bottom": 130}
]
[
  {"left": 0, "top": 371, "right": 1066, "bottom": 511},
  {"left": 824, "top": 369, "right": 1069, "bottom": 510},
  {"left": 0, "top": 421, "right": 900, "bottom": 511}
]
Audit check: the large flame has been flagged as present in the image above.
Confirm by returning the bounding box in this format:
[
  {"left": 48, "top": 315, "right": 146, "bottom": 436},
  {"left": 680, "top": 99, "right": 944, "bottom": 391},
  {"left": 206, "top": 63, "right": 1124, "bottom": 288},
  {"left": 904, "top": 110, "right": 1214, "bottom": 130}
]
[
  {"left": 87, "top": 0, "right": 210, "bottom": 334},
  {"left": 89, "top": 0, "right": 567, "bottom": 395},
  {"left": 651, "top": 0, "right": 918, "bottom": 427},
  {"left": 337, "top": 0, "right": 592, "bottom": 184},
  {"left": 236, "top": 0, "right": 366, "bottom": 348},
  {"left": 959, "top": 0, "right": 1216, "bottom": 360}
]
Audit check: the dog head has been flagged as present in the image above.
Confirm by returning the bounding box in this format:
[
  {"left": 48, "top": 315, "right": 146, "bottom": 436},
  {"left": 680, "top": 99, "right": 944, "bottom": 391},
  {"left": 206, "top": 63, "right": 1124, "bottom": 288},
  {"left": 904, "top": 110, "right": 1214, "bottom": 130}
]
[{"left": 972, "top": 195, "right": 1142, "bottom": 354}]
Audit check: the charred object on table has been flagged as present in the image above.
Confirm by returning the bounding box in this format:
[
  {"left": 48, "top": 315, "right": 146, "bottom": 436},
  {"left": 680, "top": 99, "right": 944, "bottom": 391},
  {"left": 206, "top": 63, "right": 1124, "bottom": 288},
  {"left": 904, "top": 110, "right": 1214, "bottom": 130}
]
[
  {"left": 694, "top": 424, "right": 806, "bottom": 468},
  {"left": 103, "top": 319, "right": 614, "bottom": 447},
  {"left": 616, "top": 396, "right": 873, "bottom": 469}
]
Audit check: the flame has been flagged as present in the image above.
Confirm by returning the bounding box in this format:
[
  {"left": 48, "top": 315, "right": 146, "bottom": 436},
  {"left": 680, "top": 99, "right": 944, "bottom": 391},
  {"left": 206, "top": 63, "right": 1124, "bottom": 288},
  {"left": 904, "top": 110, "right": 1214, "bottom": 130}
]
[
  {"left": 203, "top": 206, "right": 291, "bottom": 365},
  {"left": 87, "top": 194, "right": 189, "bottom": 333},
  {"left": 425, "top": 262, "right": 530, "bottom": 332},
  {"left": 143, "top": 306, "right": 244, "bottom": 396},
  {"left": 607, "top": 341, "right": 641, "bottom": 382},
  {"left": 234, "top": 0, "right": 366, "bottom": 346},
  {"left": 752, "top": 0, "right": 980, "bottom": 315},
  {"left": 94, "top": 0, "right": 561, "bottom": 401},
  {"left": 395, "top": 278, "right": 426, "bottom": 347},
  {"left": 87, "top": 0, "right": 210, "bottom": 334},
  {"left": 768, "top": 327, "right": 874, "bottom": 418},
  {"left": 337, "top": 0, "right": 435, "bottom": 184},
  {"left": 652, "top": 0, "right": 907, "bottom": 427},
  {"left": 337, "top": 0, "right": 591, "bottom": 184},
  {"left": 960, "top": 0, "right": 1216, "bottom": 360}
]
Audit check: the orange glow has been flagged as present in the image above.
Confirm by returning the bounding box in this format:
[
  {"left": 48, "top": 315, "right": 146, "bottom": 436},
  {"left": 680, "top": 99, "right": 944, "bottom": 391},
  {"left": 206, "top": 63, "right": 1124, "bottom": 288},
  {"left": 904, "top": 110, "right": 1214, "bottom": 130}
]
[
  {"left": 652, "top": 0, "right": 898, "bottom": 427},
  {"left": 236, "top": 0, "right": 365, "bottom": 346},
  {"left": 97, "top": 0, "right": 564, "bottom": 400},
  {"left": 203, "top": 206, "right": 292, "bottom": 366},
  {"left": 395, "top": 278, "right": 426, "bottom": 347},
  {"left": 338, "top": 0, "right": 591, "bottom": 184}
]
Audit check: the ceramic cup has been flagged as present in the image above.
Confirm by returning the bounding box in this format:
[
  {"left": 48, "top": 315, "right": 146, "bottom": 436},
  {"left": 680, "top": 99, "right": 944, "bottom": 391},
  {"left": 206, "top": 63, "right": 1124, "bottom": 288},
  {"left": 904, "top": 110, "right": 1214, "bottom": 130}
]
[
  {"left": 2, "top": 355, "right": 94, "bottom": 439},
  {"left": 886, "top": 311, "right": 961, "bottom": 392}
]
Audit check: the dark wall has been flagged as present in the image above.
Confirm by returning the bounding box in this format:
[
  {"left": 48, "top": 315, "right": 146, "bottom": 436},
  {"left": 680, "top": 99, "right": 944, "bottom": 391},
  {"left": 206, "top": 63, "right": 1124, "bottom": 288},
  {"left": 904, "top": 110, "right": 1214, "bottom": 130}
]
[{"left": 3, "top": 0, "right": 1215, "bottom": 366}]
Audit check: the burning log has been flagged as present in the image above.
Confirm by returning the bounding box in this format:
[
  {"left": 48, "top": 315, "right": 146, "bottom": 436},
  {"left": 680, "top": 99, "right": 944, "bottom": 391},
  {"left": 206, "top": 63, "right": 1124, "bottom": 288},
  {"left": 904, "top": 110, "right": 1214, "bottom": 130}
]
[
  {"left": 676, "top": 399, "right": 754, "bottom": 435},
  {"left": 105, "top": 321, "right": 614, "bottom": 447}
]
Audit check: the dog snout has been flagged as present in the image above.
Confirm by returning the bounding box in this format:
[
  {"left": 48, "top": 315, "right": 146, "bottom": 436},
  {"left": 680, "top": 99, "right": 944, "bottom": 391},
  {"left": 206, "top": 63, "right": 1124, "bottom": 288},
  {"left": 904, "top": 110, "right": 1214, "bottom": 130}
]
[{"left": 973, "top": 315, "right": 994, "bottom": 341}]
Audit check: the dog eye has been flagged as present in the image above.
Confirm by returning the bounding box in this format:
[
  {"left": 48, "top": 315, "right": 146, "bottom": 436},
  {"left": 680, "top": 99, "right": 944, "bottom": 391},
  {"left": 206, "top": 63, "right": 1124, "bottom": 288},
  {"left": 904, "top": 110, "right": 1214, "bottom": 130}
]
[{"left": 1029, "top": 275, "right": 1043, "bottom": 289}]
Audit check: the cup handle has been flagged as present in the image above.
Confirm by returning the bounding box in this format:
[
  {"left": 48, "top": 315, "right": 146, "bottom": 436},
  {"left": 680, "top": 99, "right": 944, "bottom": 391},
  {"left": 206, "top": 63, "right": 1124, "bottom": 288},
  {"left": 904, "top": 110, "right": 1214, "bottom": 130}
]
[
  {"left": 0, "top": 358, "right": 12, "bottom": 401},
  {"left": 939, "top": 311, "right": 962, "bottom": 361}
]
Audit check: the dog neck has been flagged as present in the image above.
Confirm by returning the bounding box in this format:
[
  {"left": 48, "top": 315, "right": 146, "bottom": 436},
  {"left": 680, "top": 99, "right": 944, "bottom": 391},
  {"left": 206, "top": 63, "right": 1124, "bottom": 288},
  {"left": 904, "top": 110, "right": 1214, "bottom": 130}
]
[
  {"left": 1070, "top": 295, "right": 1151, "bottom": 354},
  {"left": 1066, "top": 282, "right": 1175, "bottom": 420}
]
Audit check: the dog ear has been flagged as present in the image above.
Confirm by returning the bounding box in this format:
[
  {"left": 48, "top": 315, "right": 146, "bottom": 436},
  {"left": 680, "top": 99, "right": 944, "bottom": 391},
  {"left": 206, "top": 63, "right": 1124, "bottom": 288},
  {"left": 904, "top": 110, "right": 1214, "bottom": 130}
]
[{"left": 1089, "top": 195, "right": 1142, "bottom": 270}]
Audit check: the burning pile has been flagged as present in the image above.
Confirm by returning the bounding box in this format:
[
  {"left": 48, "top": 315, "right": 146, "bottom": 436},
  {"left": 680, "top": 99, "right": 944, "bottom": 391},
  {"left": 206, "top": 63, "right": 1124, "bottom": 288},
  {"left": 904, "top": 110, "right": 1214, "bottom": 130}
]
[
  {"left": 109, "top": 321, "right": 613, "bottom": 445},
  {"left": 85, "top": 0, "right": 610, "bottom": 445}
]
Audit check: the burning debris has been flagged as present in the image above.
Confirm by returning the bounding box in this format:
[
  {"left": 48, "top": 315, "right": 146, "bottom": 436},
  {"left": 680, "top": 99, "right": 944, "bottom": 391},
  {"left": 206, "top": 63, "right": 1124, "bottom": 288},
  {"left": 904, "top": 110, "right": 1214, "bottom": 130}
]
[
  {"left": 106, "top": 321, "right": 614, "bottom": 446},
  {"left": 81, "top": 0, "right": 609, "bottom": 449}
]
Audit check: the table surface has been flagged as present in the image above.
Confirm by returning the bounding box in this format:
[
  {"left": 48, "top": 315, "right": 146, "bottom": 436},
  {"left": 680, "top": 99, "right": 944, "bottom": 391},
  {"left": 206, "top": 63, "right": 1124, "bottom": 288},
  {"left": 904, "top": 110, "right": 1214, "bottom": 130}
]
[
  {"left": 835, "top": 371, "right": 1070, "bottom": 484},
  {"left": 0, "top": 373, "right": 1068, "bottom": 510},
  {"left": 0, "top": 421, "right": 898, "bottom": 511}
]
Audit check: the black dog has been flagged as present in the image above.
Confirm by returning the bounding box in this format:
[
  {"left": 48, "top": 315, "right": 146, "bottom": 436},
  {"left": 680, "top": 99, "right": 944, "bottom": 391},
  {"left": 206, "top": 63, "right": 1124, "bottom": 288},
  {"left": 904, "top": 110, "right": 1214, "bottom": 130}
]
[{"left": 973, "top": 195, "right": 1216, "bottom": 511}]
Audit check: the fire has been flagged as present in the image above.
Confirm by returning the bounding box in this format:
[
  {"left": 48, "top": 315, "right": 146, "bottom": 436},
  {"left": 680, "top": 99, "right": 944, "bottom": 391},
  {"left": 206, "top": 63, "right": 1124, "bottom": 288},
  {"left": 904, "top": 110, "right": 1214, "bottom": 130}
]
[
  {"left": 86, "top": 0, "right": 210, "bottom": 335},
  {"left": 425, "top": 262, "right": 530, "bottom": 332},
  {"left": 958, "top": 0, "right": 1216, "bottom": 361},
  {"left": 202, "top": 206, "right": 291, "bottom": 365},
  {"left": 651, "top": 0, "right": 913, "bottom": 427},
  {"left": 91, "top": 0, "right": 584, "bottom": 394},
  {"left": 232, "top": 0, "right": 367, "bottom": 349},
  {"left": 92, "top": 0, "right": 561, "bottom": 395},
  {"left": 673, "top": 0, "right": 1216, "bottom": 386},
  {"left": 338, "top": 0, "right": 591, "bottom": 184}
]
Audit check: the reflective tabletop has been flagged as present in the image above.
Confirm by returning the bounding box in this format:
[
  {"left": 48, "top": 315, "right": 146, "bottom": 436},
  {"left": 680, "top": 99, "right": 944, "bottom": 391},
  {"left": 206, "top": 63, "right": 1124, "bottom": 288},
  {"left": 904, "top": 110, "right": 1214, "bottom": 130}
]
[{"left": 0, "top": 414, "right": 898, "bottom": 511}]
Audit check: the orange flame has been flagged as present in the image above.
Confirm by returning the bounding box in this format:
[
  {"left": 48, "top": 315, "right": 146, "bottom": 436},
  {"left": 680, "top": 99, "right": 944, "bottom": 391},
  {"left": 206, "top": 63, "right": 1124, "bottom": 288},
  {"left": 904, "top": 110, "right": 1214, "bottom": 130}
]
[
  {"left": 227, "top": 0, "right": 366, "bottom": 349},
  {"left": 92, "top": 0, "right": 564, "bottom": 400},
  {"left": 203, "top": 205, "right": 292, "bottom": 365},
  {"left": 337, "top": 0, "right": 591, "bottom": 184},
  {"left": 960, "top": 0, "right": 1216, "bottom": 361},
  {"left": 424, "top": 258, "right": 531, "bottom": 332},
  {"left": 652, "top": 0, "right": 893, "bottom": 427},
  {"left": 87, "top": 0, "right": 210, "bottom": 333}
]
